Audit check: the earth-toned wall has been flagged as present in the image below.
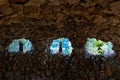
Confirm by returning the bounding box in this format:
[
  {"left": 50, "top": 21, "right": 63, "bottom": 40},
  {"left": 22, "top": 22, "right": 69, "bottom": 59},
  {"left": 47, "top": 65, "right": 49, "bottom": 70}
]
[
  {"left": 0, "top": 0, "right": 120, "bottom": 80},
  {"left": 0, "top": 0, "right": 120, "bottom": 25}
]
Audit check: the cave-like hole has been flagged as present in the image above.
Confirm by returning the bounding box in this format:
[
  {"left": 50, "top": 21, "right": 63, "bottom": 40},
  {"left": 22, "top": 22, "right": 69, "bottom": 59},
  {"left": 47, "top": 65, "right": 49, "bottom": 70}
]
[{"left": 19, "top": 41, "right": 23, "bottom": 52}]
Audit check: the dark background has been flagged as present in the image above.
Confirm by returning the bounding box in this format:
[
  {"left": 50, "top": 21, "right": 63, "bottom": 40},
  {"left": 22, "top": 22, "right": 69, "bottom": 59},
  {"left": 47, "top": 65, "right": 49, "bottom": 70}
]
[{"left": 0, "top": 0, "right": 120, "bottom": 80}]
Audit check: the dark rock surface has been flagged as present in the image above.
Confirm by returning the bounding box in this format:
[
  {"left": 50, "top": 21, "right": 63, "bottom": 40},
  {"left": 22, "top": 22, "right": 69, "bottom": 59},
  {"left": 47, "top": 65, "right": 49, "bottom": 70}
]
[{"left": 0, "top": 0, "right": 120, "bottom": 80}]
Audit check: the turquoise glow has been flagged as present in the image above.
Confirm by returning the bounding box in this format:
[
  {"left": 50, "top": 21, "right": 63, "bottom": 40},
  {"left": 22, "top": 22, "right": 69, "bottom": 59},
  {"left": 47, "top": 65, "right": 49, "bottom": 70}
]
[
  {"left": 50, "top": 38, "right": 73, "bottom": 56},
  {"left": 8, "top": 38, "right": 33, "bottom": 53}
]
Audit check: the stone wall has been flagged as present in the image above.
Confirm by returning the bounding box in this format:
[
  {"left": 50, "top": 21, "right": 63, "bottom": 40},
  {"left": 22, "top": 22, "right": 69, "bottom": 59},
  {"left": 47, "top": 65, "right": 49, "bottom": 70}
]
[{"left": 0, "top": 0, "right": 120, "bottom": 25}]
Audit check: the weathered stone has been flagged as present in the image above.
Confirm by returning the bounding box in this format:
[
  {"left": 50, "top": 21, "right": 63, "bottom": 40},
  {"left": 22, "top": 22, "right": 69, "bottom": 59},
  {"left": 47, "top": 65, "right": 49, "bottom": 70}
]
[
  {"left": 104, "top": 62, "right": 116, "bottom": 78},
  {"left": 93, "top": 15, "right": 107, "bottom": 25},
  {"left": 0, "top": 5, "right": 13, "bottom": 16},
  {"left": 0, "top": 0, "right": 8, "bottom": 5},
  {"left": 25, "top": 0, "right": 46, "bottom": 7},
  {"left": 15, "top": 5, "right": 24, "bottom": 14},
  {"left": 68, "top": 0, "right": 79, "bottom": 4},
  {"left": 9, "top": 0, "right": 29, "bottom": 4},
  {"left": 24, "top": 0, "right": 47, "bottom": 18},
  {"left": 109, "top": 1, "right": 120, "bottom": 15},
  {"left": 49, "top": 0, "right": 60, "bottom": 6}
]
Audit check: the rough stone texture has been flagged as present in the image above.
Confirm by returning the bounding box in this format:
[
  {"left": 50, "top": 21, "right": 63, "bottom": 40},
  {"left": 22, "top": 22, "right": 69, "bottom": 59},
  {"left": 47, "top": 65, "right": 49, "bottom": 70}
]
[
  {"left": 9, "top": 0, "right": 29, "bottom": 4},
  {"left": 0, "top": 0, "right": 8, "bottom": 5},
  {"left": 0, "top": 0, "right": 120, "bottom": 80},
  {"left": 109, "top": 1, "right": 120, "bottom": 15}
]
